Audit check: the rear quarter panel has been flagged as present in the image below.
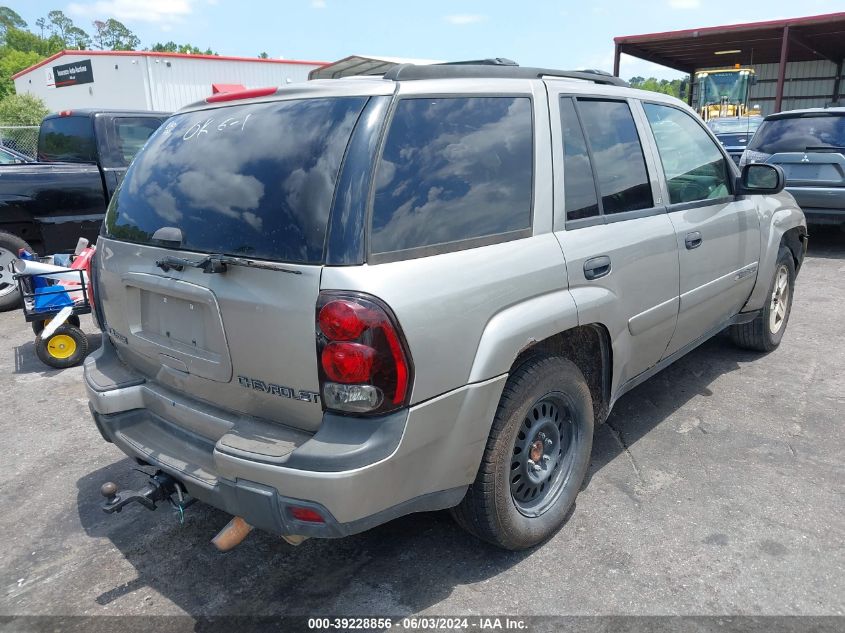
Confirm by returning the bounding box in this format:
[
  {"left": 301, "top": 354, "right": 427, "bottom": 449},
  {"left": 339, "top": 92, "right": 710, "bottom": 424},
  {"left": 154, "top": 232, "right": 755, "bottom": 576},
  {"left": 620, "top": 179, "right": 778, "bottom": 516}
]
[{"left": 320, "top": 233, "right": 573, "bottom": 404}]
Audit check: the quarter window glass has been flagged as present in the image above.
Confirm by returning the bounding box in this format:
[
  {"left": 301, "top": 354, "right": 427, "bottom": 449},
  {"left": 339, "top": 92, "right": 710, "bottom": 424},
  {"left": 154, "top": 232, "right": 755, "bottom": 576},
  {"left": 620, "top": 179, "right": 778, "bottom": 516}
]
[
  {"left": 576, "top": 99, "right": 653, "bottom": 214},
  {"left": 371, "top": 97, "right": 533, "bottom": 255},
  {"left": 560, "top": 98, "right": 599, "bottom": 221},
  {"left": 644, "top": 103, "right": 731, "bottom": 204}
]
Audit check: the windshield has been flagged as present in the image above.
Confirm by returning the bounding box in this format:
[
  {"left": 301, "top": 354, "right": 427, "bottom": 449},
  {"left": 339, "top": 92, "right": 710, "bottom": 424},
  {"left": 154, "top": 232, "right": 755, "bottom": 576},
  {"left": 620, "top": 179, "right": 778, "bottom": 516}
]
[
  {"left": 747, "top": 114, "right": 845, "bottom": 154},
  {"left": 697, "top": 71, "right": 751, "bottom": 108},
  {"left": 104, "top": 97, "right": 367, "bottom": 264},
  {"left": 707, "top": 117, "right": 763, "bottom": 134}
]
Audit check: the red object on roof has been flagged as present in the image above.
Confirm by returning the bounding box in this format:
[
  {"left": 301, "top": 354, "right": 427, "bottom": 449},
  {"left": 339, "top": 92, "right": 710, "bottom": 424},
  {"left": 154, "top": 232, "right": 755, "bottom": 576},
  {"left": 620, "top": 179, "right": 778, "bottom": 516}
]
[
  {"left": 12, "top": 50, "right": 329, "bottom": 81},
  {"left": 206, "top": 87, "right": 278, "bottom": 103},
  {"left": 212, "top": 83, "right": 246, "bottom": 94}
]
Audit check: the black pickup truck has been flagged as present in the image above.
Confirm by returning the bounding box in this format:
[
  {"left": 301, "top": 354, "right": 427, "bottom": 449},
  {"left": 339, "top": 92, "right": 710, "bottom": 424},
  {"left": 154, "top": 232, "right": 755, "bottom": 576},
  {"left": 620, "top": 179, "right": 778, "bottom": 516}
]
[{"left": 0, "top": 109, "right": 168, "bottom": 310}]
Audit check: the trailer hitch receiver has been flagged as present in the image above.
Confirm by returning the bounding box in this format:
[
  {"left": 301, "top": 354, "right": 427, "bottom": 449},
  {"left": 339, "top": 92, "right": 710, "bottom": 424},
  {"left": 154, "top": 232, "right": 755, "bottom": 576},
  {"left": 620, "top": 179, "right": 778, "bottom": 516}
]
[{"left": 100, "top": 471, "right": 184, "bottom": 513}]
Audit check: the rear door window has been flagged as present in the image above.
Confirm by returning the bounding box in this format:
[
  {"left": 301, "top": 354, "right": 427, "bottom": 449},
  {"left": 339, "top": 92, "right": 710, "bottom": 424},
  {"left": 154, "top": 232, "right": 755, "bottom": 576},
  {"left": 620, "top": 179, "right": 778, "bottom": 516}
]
[
  {"left": 748, "top": 114, "right": 845, "bottom": 154},
  {"left": 576, "top": 99, "right": 653, "bottom": 215},
  {"left": 105, "top": 97, "right": 367, "bottom": 264},
  {"left": 643, "top": 103, "right": 731, "bottom": 204},
  {"left": 38, "top": 116, "right": 96, "bottom": 162},
  {"left": 370, "top": 96, "right": 533, "bottom": 258}
]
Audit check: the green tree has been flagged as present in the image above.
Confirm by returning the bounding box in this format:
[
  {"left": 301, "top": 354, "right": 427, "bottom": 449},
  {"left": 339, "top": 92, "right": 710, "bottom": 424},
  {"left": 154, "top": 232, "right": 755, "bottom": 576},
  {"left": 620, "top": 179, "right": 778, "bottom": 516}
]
[
  {"left": 0, "top": 49, "right": 43, "bottom": 98},
  {"left": 5, "top": 26, "right": 63, "bottom": 56},
  {"left": 628, "top": 76, "right": 683, "bottom": 99},
  {"left": 65, "top": 25, "right": 91, "bottom": 50},
  {"left": 0, "top": 92, "right": 48, "bottom": 125},
  {"left": 150, "top": 41, "right": 216, "bottom": 55},
  {"left": 93, "top": 18, "right": 139, "bottom": 51},
  {"left": 258, "top": 51, "right": 269, "bottom": 59},
  {"left": 46, "top": 10, "right": 73, "bottom": 42},
  {"left": 0, "top": 6, "right": 26, "bottom": 41}
]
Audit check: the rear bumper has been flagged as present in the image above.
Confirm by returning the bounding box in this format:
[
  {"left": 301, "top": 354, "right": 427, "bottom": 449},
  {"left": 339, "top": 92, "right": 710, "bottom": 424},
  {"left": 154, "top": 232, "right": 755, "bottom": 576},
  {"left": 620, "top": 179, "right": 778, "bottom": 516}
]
[
  {"left": 786, "top": 186, "right": 845, "bottom": 224},
  {"left": 85, "top": 339, "right": 506, "bottom": 537}
]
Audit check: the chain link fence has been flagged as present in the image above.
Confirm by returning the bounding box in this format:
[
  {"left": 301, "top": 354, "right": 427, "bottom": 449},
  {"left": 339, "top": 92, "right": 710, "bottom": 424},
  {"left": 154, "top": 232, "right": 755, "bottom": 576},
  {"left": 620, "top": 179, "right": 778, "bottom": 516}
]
[{"left": 0, "top": 126, "right": 38, "bottom": 158}]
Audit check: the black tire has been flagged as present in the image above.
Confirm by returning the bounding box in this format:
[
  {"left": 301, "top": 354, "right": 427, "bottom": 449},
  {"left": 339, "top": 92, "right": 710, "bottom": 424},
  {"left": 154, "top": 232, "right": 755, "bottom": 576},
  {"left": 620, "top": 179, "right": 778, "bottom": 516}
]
[
  {"left": 451, "top": 355, "right": 594, "bottom": 550},
  {"left": 32, "top": 315, "right": 81, "bottom": 335},
  {"left": 730, "top": 246, "right": 796, "bottom": 352},
  {"left": 0, "top": 231, "right": 34, "bottom": 312},
  {"left": 35, "top": 324, "right": 89, "bottom": 369}
]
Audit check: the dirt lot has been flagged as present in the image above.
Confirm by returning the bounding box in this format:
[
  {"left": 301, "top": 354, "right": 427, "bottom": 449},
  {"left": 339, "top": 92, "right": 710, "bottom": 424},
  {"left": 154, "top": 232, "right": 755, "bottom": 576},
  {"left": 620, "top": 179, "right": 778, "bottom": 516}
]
[{"left": 1, "top": 227, "right": 843, "bottom": 621}]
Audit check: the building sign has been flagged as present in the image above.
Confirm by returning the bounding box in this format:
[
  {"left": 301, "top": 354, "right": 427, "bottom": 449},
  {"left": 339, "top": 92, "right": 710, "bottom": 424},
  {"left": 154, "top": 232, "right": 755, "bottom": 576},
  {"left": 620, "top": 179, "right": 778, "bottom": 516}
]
[{"left": 53, "top": 59, "right": 94, "bottom": 88}]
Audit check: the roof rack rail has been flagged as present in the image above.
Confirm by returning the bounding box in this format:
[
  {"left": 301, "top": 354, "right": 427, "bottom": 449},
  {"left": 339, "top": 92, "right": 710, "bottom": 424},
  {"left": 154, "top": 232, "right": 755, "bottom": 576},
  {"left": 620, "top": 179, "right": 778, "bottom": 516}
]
[
  {"left": 439, "top": 58, "right": 519, "bottom": 66},
  {"left": 382, "top": 61, "right": 629, "bottom": 87}
]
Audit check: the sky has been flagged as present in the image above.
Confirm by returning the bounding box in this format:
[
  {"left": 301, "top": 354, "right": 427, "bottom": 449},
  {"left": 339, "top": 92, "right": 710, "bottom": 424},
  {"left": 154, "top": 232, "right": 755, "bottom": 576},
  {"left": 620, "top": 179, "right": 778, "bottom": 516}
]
[{"left": 10, "top": 0, "right": 845, "bottom": 80}]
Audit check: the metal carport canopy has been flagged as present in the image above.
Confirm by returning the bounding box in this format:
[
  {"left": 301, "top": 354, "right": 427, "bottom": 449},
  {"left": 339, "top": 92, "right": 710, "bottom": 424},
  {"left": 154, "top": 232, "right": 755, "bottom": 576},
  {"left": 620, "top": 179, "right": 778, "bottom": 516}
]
[
  {"left": 309, "top": 55, "right": 444, "bottom": 80},
  {"left": 613, "top": 12, "right": 845, "bottom": 111}
]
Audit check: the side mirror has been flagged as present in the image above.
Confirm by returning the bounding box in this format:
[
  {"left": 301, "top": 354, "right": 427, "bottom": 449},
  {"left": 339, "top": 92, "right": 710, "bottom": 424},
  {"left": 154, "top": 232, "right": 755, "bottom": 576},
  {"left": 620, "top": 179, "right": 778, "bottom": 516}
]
[{"left": 737, "top": 163, "right": 785, "bottom": 196}]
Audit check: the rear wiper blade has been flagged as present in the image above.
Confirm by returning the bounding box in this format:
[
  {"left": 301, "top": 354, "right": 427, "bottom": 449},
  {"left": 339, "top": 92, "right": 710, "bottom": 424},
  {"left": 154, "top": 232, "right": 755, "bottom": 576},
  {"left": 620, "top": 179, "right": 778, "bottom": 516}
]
[
  {"left": 155, "top": 254, "right": 301, "bottom": 275},
  {"left": 804, "top": 145, "right": 845, "bottom": 152},
  {"left": 206, "top": 254, "right": 302, "bottom": 275}
]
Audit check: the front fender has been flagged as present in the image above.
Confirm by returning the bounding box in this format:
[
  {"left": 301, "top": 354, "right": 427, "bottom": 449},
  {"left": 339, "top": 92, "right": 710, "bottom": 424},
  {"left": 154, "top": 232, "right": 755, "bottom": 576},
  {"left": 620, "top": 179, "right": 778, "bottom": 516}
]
[
  {"left": 467, "top": 289, "right": 579, "bottom": 383},
  {"left": 743, "top": 191, "right": 806, "bottom": 313}
]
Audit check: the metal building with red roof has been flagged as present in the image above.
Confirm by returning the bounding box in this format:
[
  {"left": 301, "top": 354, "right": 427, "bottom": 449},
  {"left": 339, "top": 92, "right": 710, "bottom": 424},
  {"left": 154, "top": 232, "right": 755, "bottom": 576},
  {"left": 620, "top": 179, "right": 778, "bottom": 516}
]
[{"left": 12, "top": 50, "right": 329, "bottom": 113}]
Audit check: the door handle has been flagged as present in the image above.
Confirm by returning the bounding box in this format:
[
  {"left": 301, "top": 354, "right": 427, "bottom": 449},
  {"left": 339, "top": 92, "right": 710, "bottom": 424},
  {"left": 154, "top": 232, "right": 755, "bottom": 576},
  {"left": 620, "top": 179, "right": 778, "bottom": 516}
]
[
  {"left": 685, "top": 231, "right": 703, "bottom": 250},
  {"left": 583, "top": 255, "right": 611, "bottom": 280}
]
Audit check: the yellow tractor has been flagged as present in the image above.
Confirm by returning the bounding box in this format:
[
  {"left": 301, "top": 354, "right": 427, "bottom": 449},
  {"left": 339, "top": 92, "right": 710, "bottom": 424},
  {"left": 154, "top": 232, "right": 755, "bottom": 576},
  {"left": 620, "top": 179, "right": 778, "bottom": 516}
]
[{"left": 696, "top": 67, "right": 756, "bottom": 121}]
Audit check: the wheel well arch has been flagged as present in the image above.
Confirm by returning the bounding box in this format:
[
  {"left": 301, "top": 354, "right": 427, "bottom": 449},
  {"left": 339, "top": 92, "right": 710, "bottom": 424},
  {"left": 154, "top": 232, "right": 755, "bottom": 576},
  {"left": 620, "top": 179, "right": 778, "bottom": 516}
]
[
  {"left": 511, "top": 323, "right": 612, "bottom": 424},
  {"left": 780, "top": 226, "right": 807, "bottom": 273}
]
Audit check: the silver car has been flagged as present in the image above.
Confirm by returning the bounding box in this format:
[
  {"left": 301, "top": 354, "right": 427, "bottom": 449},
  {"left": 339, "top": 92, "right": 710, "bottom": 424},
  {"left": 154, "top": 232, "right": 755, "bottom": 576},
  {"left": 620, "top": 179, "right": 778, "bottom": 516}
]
[{"left": 85, "top": 62, "right": 807, "bottom": 550}]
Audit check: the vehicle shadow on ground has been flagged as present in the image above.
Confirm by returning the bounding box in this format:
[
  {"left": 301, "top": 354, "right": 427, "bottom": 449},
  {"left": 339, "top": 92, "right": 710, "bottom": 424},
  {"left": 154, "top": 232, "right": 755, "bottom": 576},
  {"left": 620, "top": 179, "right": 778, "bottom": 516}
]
[
  {"left": 74, "top": 329, "right": 767, "bottom": 617},
  {"left": 13, "top": 332, "right": 102, "bottom": 375},
  {"left": 805, "top": 224, "right": 844, "bottom": 261},
  {"left": 585, "top": 331, "right": 760, "bottom": 494}
]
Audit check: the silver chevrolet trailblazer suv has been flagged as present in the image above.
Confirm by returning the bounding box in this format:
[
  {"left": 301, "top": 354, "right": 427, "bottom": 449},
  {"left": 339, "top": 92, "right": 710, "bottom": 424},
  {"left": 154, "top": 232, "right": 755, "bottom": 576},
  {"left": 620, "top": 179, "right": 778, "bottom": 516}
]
[{"left": 85, "top": 61, "right": 807, "bottom": 550}]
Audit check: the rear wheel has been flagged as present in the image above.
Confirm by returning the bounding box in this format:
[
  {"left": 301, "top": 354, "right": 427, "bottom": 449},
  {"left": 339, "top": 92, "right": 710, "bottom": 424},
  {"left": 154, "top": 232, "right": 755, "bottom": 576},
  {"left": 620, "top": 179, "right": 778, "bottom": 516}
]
[
  {"left": 35, "top": 324, "right": 89, "bottom": 369},
  {"left": 451, "top": 355, "right": 594, "bottom": 550},
  {"left": 730, "top": 246, "right": 795, "bottom": 352},
  {"left": 0, "top": 231, "right": 33, "bottom": 312}
]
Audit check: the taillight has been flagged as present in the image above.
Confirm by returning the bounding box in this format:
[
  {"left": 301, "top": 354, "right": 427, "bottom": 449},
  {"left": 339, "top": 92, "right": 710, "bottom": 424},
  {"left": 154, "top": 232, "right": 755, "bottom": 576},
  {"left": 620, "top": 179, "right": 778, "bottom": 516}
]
[{"left": 316, "top": 292, "right": 413, "bottom": 415}]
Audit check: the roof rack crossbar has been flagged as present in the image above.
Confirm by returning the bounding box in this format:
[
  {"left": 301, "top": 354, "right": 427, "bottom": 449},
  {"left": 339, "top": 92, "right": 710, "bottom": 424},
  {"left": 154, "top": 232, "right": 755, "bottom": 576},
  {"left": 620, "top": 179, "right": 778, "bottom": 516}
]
[{"left": 382, "top": 62, "right": 628, "bottom": 86}]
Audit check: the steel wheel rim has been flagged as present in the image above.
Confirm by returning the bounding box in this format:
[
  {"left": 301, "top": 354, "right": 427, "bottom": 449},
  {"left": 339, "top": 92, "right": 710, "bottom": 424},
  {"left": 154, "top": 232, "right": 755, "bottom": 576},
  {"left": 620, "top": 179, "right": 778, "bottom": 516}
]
[
  {"left": 47, "top": 334, "right": 77, "bottom": 359},
  {"left": 769, "top": 264, "right": 790, "bottom": 334},
  {"left": 510, "top": 393, "right": 578, "bottom": 517},
  {"left": 0, "top": 246, "right": 17, "bottom": 298}
]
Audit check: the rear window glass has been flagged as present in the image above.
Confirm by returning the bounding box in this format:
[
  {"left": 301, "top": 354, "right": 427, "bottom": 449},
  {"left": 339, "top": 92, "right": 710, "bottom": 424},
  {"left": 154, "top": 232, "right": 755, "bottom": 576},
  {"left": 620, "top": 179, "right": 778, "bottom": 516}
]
[
  {"left": 371, "top": 96, "right": 533, "bottom": 255},
  {"left": 38, "top": 116, "right": 96, "bottom": 162},
  {"left": 748, "top": 114, "right": 845, "bottom": 154},
  {"left": 105, "top": 97, "right": 367, "bottom": 264}
]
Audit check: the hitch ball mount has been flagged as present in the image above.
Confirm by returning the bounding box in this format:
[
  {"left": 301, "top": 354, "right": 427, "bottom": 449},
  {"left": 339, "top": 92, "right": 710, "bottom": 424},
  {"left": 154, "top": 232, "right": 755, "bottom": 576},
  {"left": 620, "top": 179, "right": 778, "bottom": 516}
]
[{"left": 100, "top": 470, "right": 195, "bottom": 514}]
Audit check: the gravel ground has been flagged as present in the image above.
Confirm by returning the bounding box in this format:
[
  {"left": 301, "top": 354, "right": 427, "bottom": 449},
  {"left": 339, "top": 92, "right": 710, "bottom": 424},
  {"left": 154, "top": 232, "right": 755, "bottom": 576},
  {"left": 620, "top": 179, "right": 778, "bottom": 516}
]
[{"left": 0, "top": 227, "right": 843, "bottom": 621}]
